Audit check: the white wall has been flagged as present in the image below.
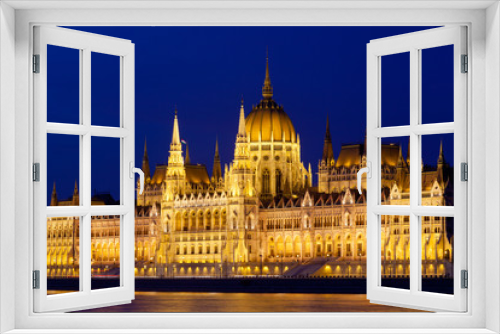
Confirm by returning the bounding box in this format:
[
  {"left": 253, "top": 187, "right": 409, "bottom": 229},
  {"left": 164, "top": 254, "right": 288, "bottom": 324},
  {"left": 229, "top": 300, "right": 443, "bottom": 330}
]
[
  {"left": 3, "top": 3, "right": 497, "bottom": 332},
  {"left": 485, "top": 2, "right": 500, "bottom": 333},
  {"left": 0, "top": 2, "right": 16, "bottom": 333}
]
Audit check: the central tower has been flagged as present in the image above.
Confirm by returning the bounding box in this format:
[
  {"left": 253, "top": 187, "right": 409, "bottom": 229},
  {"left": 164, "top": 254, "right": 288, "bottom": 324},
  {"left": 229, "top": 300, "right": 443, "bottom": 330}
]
[{"left": 240, "top": 55, "right": 311, "bottom": 199}]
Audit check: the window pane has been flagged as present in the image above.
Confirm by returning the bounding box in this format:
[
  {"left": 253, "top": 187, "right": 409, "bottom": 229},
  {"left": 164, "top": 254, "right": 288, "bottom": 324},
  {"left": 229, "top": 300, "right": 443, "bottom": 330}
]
[
  {"left": 91, "top": 52, "right": 121, "bottom": 127},
  {"left": 421, "top": 216, "right": 454, "bottom": 294},
  {"left": 47, "top": 45, "right": 80, "bottom": 124},
  {"left": 92, "top": 215, "right": 121, "bottom": 290},
  {"left": 421, "top": 45, "right": 454, "bottom": 124},
  {"left": 381, "top": 215, "right": 410, "bottom": 290},
  {"left": 47, "top": 216, "right": 80, "bottom": 295},
  {"left": 91, "top": 136, "right": 121, "bottom": 205},
  {"left": 421, "top": 133, "right": 454, "bottom": 206},
  {"left": 381, "top": 136, "right": 410, "bottom": 205},
  {"left": 47, "top": 134, "right": 80, "bottom": 206},
  {"left": 381, "top": 52, "right": 410, "bottom": 127}
]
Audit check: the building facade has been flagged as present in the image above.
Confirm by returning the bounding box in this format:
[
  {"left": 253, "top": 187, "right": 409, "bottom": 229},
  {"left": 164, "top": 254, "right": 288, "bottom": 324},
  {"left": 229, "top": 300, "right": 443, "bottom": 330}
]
[{"left": 47, "top": 58, "right": 454, "bottom": 279}]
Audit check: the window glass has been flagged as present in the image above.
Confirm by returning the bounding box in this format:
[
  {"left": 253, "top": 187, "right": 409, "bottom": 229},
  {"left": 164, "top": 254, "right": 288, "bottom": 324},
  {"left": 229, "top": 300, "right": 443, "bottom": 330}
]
[
  {"left": 92, "top": 215, "right": 121, "bottom": 290},
  {"left": 47, "top": 216, "right": 81, "bottom": 295},
  {"left": 421, "top": 133, "right": 454, "bottom": 206},
  {"left": 47, "top": 45, "right": 80, "bottom": 124},
  {"left": 421, "top": 45, "right": 454, "bottom": 124},
  {"left": 91, "top": 52, "right": 121, "bottom": 127},
  {"left": 381, "top": 52, "right": 410, "bottom": 127},
  {"left": 381, "top": 136, "right": 410, "bottom": 205},
  {"left": 380, "top": 215, "right": 410, "bottom": 290},
  {"left": 91, "top": 137, "right": 121, "bottom": 205},
  {"left": 47, "top": 134, "right": 80, "bottom": 206},
  {"left": 421, "top": 216, "right": 454, "bottom": 294}
]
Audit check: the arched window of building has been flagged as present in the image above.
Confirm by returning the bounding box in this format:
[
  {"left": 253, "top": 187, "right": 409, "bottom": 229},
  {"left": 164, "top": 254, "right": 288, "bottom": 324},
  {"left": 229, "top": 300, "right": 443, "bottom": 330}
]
[
  {"left": 262, "top": 169, "right": 270, "bottom": 194},
  {"left": 197, "top": 211, "right": 203, "bottom": 231},
  {"left": 175, "top": 213, "right": 181, "bottom": 231},
  {"left": 182, "top": 212, "right": 189, "bottom": 231},
  {"left": 275, "top": 169, "right": 282, "bottom": 194},
  {"left": 268, "top": 237, "right": 275, "bottom": 257},
  {"left": 205, "top": 211, "right": 211, "bottom": 231},
  {"left": 190, "top": 211, "right": 196, "bottom": 231},
  {"left": 214, "top": 210, "right": 220, "bottom": 230},
  {"left": 221, "top": 210, "right": 227, "bottom": 229}
]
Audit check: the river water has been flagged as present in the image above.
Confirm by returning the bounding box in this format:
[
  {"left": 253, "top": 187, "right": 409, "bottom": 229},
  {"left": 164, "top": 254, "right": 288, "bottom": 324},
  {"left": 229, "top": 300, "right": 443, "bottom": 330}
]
[{"left": 62, "top": 291, "right": 423, "bottom": 313}]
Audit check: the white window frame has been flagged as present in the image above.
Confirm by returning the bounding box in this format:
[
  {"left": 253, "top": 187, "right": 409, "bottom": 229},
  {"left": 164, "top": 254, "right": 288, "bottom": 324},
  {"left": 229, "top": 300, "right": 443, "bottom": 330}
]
[
  {"left": 0, "top": 1, "right": 498, "bottom": 333},
  {"left": 366, "top": 26, "right": 468, "bottom": 312},
  {"left": 33, "top": 26, "right": 136, "bottom": 312}
]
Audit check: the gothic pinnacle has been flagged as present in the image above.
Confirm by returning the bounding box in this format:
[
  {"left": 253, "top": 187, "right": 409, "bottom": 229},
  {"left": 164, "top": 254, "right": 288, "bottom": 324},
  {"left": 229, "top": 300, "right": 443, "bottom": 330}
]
[{"left": 262, "top": 49, "right": 273, "bottom": 99}]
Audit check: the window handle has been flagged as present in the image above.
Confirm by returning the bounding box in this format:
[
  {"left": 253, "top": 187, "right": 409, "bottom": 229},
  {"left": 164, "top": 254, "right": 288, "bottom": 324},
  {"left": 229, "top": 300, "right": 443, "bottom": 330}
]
[
  {"left": 130, "top": 162, "right": 145, "bottom": 194},
  {"left": 357, "top": 162, "right": 371, "bottom": 195}
]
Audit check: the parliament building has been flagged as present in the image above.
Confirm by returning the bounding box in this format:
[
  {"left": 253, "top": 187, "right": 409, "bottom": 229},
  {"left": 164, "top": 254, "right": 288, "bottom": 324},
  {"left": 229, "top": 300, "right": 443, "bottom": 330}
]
[{"left": 47, "top": 58, "right": 454, "bottom": 279}]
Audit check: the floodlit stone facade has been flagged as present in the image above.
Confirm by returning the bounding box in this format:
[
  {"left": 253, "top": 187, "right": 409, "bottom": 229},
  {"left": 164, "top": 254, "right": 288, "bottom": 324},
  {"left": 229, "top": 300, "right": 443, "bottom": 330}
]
[{"left": 47, "top": 58, "right": 454, "bottom": 279}]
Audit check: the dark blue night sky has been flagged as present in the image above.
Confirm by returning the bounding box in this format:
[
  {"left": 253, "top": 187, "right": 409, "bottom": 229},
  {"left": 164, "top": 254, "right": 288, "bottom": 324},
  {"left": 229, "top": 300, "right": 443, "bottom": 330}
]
[{"left": 47, "top": 26, "right": 454, "bottom": 204}]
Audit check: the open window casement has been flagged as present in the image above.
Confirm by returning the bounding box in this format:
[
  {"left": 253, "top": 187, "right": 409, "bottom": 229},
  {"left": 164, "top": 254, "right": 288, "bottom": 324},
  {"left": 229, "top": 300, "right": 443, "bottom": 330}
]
[
  {"left": 33, "top": 26, "right": 138, "bottom": 312},
  {"left": 364, "top": 26, "right": 467, "bottom": 312}
]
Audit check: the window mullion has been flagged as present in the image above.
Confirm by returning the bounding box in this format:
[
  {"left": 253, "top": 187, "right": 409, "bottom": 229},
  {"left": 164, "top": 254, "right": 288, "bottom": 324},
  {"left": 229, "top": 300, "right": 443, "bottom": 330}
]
[
  {"left": 82, "top": 47, "right": 92, "bottom": 293},
  {"left": 82, "top": 214, "right": 92, "bottom": 293},
  {"left": 409, "top": 48, "right": 419, "bottom": 294}
]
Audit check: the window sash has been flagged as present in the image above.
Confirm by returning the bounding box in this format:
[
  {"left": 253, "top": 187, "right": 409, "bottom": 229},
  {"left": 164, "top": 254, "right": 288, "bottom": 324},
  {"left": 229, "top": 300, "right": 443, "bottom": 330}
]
[
  {"left": 33, "top": 25, "right": 136, "bottom": 313},
  {"left": 366, "top": 26, "right": 467, "bottom": 312}
]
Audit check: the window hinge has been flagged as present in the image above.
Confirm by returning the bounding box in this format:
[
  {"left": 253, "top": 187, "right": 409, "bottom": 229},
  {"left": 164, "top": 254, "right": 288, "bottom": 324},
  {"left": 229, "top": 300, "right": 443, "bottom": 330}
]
[
  {"left": 33, "top": 54, "right": 40, "bottom": 73},
  {"left": 461, "top": 54, "right": 468, "bottom": 73},
  {"left": 461, "top": 162, "right": 468, "bottom": 181},
  {"left": 33, "top": 270, "right": 40, "bottom": 289},
  {"left": 33, "top": 163, "right": 40, "bottom": 182},
  {"left": 461, "top": 270, "right": 468, "bottom": 289}
]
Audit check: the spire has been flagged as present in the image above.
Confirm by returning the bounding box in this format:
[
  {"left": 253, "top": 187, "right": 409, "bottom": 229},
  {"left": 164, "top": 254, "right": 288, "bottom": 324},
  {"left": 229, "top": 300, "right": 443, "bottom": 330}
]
[
  {"left": 212, "top": 137, "right": 222, "bottom": 181},
  {"left": 171, "top": 108, "right": 181, "bottom": 146},
  {"left": 184, "top": 142, "right": 191, "bottom": 165},
  {"left": 167, "top": 108, "right": 184, "bottom": 169},
  {"left": 437, "top": 140, "right": 444, "bottom": 165},
  {"left": 397, "top": 143, "right": 404, "bottom": 168},
  {"left": 437, "top": 140, "right": 445, "bottom": 185},
  {"left": 262, "top": 49, "right": 273, "bottom": 99},
  {"left": 50, "top": 182, "right": 58, "bottom": 206},
  {"left": 142, "top": 137, "right": 151, "bottom": 179},
  {"left": 237, "top": 98, "right": 246, "bottom": 140},
  {"left": 308, "top": 163, "right": 313, "bottom": 187},
  {"left": 322, "top": 115, "right": 334, "bottom": 164},
  {"left": 72, "top": 180, "right": 79, "bottom": 205}
]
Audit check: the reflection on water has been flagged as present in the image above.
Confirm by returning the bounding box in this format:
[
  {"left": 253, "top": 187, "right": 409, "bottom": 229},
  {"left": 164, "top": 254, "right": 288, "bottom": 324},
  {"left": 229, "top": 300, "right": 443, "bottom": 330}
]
[{"left": 61, "top": 291, "right": 424, "bottom": 313}]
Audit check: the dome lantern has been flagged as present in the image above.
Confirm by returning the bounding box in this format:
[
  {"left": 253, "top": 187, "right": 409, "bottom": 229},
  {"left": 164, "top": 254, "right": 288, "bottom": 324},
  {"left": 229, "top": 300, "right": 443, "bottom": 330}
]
[
  {"left": 245, "top": 55, "right": 296, "bottom": 143},
  {"left": 262, "top": 52, "right": 273, "bottom": 99}
]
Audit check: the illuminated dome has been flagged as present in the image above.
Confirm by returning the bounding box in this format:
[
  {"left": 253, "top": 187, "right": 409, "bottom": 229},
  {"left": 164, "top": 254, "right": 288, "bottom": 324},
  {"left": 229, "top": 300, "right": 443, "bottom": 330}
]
[
  {"left": 244, "top": 56, "right": 296, "bottom": 143},
  {"left": 245, "top": 100, "right": 296, "bottom": 142}
]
